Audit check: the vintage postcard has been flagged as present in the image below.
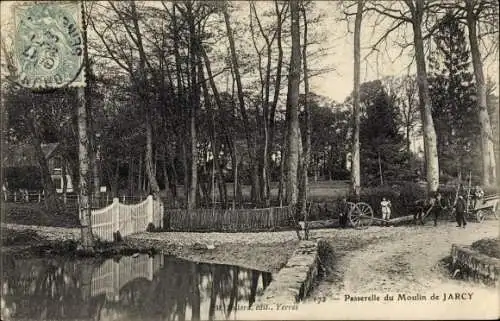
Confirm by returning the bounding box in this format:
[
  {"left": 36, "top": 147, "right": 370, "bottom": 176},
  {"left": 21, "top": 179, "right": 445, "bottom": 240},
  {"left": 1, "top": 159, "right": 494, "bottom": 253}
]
[{"left": 1, "top": 1, "right": 499, "bottom": 320}]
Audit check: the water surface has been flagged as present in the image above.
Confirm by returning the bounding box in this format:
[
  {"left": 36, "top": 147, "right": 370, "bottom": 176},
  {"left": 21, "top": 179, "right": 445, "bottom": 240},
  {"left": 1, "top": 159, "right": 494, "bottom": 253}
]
[{"left": 1, "top": 254, "right": 272, "bottom": 321}]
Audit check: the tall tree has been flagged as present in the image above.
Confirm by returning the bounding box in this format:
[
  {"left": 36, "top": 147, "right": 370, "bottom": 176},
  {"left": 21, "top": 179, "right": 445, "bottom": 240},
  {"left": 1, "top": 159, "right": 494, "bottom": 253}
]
[
  {"left": 351, "top": 0, "right": 364, "bottom": 197},
  {"left": 464, "top": 0, "right": 497, "bottom": 187},
  {"left": 286, "top": 0, "right": 301, "bottom": 206},
  {"left": 78, "top": 1, "right": 94, "bottom": 250},
  {"left": 366, "top": 0, "right": 441, "bottom": 193},
  {"left": 223, "top": 3, "right": 260, "bottom": 203},
  {"left": 359, "top": 80, "right": 406, "bottom": 185},
  {"left": 128, "top": 1, "right": 161, "bottom": 200},
  {"left": 298, "top": 1, "right": 311, "bottom": 238},
  {"left": 183, "top": 1, "right": 201, "bottom": 209},
  {"left": 248, "top": 1, "right": 288, "bottom": 205},
  {"left": 428, "top": 12, "right": 480, "bottom": 180}
]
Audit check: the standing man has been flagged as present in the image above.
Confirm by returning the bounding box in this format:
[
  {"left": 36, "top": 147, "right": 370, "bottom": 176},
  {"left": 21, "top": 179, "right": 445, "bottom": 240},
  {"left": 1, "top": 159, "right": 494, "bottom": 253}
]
[
  {"left": 432, "top": 191, "right": 446, "bottom": 227},
  {"left": 455, "top": 195, "right": 467, "bottom": 228},
  {"left": 338, "top": 197, "right": 350, "bottom": 228}
]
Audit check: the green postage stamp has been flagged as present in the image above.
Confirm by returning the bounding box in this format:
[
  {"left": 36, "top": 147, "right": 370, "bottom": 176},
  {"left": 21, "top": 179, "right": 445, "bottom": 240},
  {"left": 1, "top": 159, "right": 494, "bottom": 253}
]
[{"left": 12, "top": 1, "right": 85, "bottom": 89}]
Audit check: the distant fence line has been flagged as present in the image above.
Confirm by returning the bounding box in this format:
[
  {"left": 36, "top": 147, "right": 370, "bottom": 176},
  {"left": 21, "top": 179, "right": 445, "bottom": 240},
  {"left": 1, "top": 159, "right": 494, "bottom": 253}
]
[
  {"left": 164, "top": 206, "right": 294, "bottom": 232},
  {"left": 3, "top": 190, "right": 150, "bottom": 207},
  {"left": 6, "top": 190, "right": 298, "bottom": 233},
  {"left": 91, "top": 195, "right": 163, "bottom": 242}
]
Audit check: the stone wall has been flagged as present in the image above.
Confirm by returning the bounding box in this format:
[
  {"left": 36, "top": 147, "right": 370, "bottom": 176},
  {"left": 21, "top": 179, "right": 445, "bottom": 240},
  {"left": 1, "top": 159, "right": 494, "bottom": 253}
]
[
  {"left": 450, "top": 244, "right": 500, "bottom": 286},
  {"left": 257, "top": 240, "right": 327, "bottom": 304}
]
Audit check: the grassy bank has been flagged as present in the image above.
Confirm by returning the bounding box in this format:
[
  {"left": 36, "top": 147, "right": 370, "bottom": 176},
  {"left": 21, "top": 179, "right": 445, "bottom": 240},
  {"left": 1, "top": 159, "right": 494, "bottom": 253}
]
[
  {"left": 471, "top": 237, "right": 500, "bottom": 259},
  {"left": 1, "top": 226, "right": 156, "bottom": 259},
  {"left": 2, "top": 203, "right": 79, "bottom": 227}
]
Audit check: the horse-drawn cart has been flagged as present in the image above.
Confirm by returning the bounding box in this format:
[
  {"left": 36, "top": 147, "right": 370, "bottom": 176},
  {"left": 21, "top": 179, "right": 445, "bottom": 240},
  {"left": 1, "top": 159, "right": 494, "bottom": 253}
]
[
  {"left": 346, "top": 201, "right": 385, "bottom": 229},
  {"left": 472, "top": 194, "right": 499, "bottom": 222}
]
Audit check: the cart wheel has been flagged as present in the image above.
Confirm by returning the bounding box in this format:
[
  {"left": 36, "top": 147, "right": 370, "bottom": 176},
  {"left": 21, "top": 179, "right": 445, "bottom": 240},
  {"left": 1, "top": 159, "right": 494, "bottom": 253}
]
[
  {"left": 476, "top": 209, "right": 485, "bottom": 223},
  {"left": 349, "top": 202, "right": 374, "bottom": 229}
]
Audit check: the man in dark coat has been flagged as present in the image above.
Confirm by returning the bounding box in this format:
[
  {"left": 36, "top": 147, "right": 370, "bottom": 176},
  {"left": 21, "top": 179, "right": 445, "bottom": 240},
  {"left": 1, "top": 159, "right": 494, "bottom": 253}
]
[
  {"left": 338, "top": 197, "right": 350, "bottom": 228},
  {"left": 455, "top": 195, "right": 467, "bottom": 228}
]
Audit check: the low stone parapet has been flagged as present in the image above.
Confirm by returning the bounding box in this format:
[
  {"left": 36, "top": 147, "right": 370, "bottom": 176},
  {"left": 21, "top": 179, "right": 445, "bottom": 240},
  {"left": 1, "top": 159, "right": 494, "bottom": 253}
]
[
  {"left": 450, "top": 244, "right": 500, "bottom": 286},
  {"left": 257, "top": 240, "right": 326, "bottom": 304}
]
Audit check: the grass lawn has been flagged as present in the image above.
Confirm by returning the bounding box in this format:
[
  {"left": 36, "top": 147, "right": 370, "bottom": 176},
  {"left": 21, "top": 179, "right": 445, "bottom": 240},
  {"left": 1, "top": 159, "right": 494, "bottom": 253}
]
[{"left": 2, "top": 202, "right": 80, "bottom": 228}]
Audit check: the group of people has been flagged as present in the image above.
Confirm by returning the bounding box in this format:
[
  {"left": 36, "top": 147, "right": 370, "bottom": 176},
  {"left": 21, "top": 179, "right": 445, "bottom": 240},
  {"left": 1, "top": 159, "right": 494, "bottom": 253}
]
[
  {"left": 413, "top": 185, "right": 484, "bottom": 228},
  {"left": 336, "top": 185, "right": 485, "bottom": 229}
]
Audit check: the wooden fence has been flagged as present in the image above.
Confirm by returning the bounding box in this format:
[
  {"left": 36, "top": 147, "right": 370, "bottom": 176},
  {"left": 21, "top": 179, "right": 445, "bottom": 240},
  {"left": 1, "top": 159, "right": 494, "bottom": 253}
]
[
  {"left": 165, "top": 206, "right": 294, "bottom": 232},
  {"left": 90, "top": 195, "right": 163, "bottom": 241}
]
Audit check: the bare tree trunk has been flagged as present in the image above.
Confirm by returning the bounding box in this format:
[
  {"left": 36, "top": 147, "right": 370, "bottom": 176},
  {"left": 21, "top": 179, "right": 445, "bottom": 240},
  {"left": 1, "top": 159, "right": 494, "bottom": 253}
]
[
  {"left": 286, "top": 0, "right": 301, "bottom": 206},
  {"left": 162, "top": 150, "right": 169, "bottom": 198},
  {"left": 130, "top": 1, "right": 161, "bottom": 200},
  {"left": 77, "top": 2, "right": 93, "bottom": 250},
  {"left": 199, "top": 59, "right": 227, "bottom": 207},
  {"left": 88, "top": 112, "right": 100, "bottom": 208},
  {"left": 187, "top": 3, "right": 199, "bottom": 210},
  {"left": 188, "top": 96, "right": 198, "bottom": 209},
  {"left": 128, "top": 157, "right": 134, "bottom": 195},
  {"left": 182, "top": 141, "right": 189, "bottom": 208},
  {"left": 406, "top": 126, "right": 411, "bottom": 157},
  {"left": 466, "top": 0, "right": 497, "bottom": 187},
  {"left": 223, "top": 5, "right": 259, "bottom": 203},
  {"left": 145, "top": 117, "right": 160, "bottom": 197},
  {"left": 77, "top": 87, "right": 94, "bottom": 250},
  {"left": 278, "top": 140, "right": 285, "bottom": 206},
  {"left": 269, "top": 2, "right": 287, "bottom": 203},
  {"left": 351, "top": 0, "right": 363, "bottom": 198},
  {"left": 412, "top": 0, "right": 439, "bottom": 193},
  {"left": 138, "top": 154, "right": 143, "bottom": 195},
  {"left": 298, "top": 4, "right": 311, "bottom": 240}
]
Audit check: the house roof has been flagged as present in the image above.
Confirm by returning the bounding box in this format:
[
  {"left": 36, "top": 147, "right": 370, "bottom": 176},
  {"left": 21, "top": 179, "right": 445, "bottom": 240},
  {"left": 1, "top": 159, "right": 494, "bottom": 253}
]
[{"left": 2, "top": 142, "right": 59, "bottom": 168}]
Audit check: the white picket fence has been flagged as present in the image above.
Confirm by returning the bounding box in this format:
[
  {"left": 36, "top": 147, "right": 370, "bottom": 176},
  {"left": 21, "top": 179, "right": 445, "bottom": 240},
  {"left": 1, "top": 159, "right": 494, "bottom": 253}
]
[{"left": 90, "top": 195, "right": 163, "bottom": 242}]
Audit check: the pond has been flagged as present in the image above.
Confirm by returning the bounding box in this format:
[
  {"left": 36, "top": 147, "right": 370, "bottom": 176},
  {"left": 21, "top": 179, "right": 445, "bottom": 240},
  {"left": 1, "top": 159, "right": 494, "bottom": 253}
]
[{"left": 1, "top": 254, "right": 273, "bottom": 321}]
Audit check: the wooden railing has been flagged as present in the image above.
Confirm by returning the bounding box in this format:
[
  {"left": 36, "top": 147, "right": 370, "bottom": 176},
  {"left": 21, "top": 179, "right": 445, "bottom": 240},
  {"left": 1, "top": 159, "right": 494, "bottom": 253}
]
[{"left": 90, "top": 195, "right": 163, "bottom": 242}]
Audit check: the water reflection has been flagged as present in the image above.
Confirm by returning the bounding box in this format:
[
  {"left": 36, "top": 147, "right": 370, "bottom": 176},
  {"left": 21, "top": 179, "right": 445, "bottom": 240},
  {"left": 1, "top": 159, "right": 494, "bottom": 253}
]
[{"left": 1, "top": 254, "right": 272, "bottom": 321}]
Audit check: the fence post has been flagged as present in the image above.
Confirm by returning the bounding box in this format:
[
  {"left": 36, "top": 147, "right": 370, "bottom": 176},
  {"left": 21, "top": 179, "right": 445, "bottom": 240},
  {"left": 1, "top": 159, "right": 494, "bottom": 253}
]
[
  {"left": 159, "top": 202, "right": 164, "bottom": 228},
  {"left": 147, "top": 195, "right": 154, "bottom": 228},
  {"left": 121, "top": 195, "right": 125, "bottom": 204},
  {"left": 113, "top": 198, "right": 120, "bottom": 235},
  {"left": 14, "top": 192, "right": 17, "bottom": 203},
  {"left": 38, "top": 191, "right": 41, "bottom": 203}
]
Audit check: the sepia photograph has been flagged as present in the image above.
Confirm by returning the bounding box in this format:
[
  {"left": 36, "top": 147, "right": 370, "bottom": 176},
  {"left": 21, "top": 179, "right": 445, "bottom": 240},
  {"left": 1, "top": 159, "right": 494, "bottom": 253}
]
[{"left": 0, "top": 0, "right": 499, "bottom": 320}]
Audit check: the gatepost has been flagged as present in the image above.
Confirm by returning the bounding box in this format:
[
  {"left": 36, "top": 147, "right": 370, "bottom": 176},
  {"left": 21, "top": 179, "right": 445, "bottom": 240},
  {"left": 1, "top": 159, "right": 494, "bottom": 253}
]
[
  {"left": 112, "top": 198, "right": 120, "bottom": 236},
  {"left": 147, "top": 195, "right": 154, "bottom": 229}
]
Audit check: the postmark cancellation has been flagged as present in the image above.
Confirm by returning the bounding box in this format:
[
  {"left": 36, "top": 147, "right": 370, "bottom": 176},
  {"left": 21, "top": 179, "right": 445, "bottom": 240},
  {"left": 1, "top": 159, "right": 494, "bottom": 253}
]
[{"left": 12, "top": 1, "right": 86, "bottom": 89}]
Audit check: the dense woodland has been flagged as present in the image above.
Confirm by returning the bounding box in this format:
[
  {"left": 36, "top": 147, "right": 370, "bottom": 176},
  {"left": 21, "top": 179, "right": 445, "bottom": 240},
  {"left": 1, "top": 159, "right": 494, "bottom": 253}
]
[{"left": 1, "top": 0, "right": 499, "bottom": 215}]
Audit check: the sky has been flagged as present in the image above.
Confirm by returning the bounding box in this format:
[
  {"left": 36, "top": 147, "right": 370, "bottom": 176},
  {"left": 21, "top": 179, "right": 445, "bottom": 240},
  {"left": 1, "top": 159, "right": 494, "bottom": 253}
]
[{"left": 1, "top": 0, "right": 499, "bottom": 102}]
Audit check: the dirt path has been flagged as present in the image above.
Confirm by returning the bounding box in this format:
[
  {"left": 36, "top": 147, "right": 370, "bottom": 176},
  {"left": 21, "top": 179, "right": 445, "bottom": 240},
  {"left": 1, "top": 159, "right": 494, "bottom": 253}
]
[{"left": 307, "top": 220, "right": 499, "bottom": 298}]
